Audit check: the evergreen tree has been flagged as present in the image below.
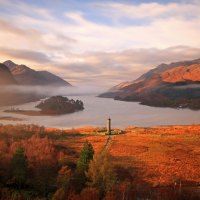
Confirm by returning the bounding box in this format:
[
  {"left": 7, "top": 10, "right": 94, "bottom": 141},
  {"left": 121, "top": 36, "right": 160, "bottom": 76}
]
[
  {"left": 72, "top": 141, "right": 94, "bottom": 193},
  {"left": 10, "top": 146, "right": 28, "bottom": 188},
  {"left": 77, "top": 141, "right": 94, "bottom": 172}
]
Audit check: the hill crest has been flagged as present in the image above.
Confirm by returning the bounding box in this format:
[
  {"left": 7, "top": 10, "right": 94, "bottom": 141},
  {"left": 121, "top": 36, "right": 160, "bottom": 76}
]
[{"left": 3, "top": 60, "right": 72, "bottom": 87}]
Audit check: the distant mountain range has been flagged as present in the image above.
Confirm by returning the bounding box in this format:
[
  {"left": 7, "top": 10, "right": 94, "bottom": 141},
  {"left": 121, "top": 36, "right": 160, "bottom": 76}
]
[
  {"left": 99, "top": 58, "right": 200, "bottom": 110},
  {"left": 0, "top": 61, "right": 72, "bottom": 106},
  {"left": 3, "top": 60, "right": 71, "bottom": 87}
]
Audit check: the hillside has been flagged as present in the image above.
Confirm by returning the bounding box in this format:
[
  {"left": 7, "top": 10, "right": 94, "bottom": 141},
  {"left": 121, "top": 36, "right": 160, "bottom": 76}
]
[
  {"left": 0, "top": 63, "right": 45, "bottom": 106},
  {"left": 0, "top": 60, "right": 72, "bottom": 106},
  {"left": 99, "top": 58, "right": 200, "bottom": 109},
  {"left": 3, "top": 60, "right": 72, "bottom": 86},
  {"left": 0, "top": 63, "right": 17, "bottom": 85}
]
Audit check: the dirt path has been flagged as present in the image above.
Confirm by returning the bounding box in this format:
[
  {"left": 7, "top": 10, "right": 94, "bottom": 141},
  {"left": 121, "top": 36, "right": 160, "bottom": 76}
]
[{"left": 103, "top": 135, "right": 112, "bottom": 152}]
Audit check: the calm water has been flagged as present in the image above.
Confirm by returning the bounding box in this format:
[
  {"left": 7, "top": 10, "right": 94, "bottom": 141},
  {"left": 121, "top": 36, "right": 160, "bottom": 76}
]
[{"left": 0, "top": 95, "right": 200, "bottom": 129}]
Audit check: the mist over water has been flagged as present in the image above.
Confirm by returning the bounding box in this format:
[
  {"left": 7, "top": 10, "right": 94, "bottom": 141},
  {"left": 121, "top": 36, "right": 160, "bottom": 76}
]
[
  {"left": 174, "top": 84, "right": 200, "bottom": 89},
  {"left": 0, "top": 95, "right": 200, "bottom": 129},
  {"left": 0, "top": 85, "right": 106, "bottom": 96}
]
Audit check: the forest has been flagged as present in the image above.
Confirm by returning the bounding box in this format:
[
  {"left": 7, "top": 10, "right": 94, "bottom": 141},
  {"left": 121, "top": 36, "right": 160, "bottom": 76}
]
[
  {"left": 0, "top": 124, "right": 200, "bottom": 200},
  {"left": 0, "top": 124, "right": 129, "bottom": 200}
]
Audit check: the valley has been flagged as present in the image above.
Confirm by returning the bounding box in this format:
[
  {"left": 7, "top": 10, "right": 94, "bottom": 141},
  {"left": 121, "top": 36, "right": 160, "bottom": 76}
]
[{"left": 0, "top": 0, "right": 200, "bottom": 199}]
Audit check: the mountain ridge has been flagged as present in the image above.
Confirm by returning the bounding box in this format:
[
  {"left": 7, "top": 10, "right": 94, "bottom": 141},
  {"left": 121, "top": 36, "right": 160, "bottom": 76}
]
[
  {"left": 0, "top": 63, "right": 44, "bottom": 106},
  {"left": 3, "top": 60, "right": 72, "bottom": 87},
  {"left": 0, "top": 63, "right": 17, "bottom": 85},
  {"left": 99, "top": 58, "right": 200, "bottom": 109},
  {"left": 0, "top": 60, "right": 72, "bottom": 106}
]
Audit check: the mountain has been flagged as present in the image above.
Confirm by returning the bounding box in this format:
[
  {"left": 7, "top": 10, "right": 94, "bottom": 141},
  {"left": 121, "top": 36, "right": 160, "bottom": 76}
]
[
  {"left": 99, "top": 58, "right": 200, "bottom": 110},
  {"left": 0, "top": 62, "right": 46, "bottom": 106},
  {"left": 3, "top": 60, "right": 72, "bottom": 86},
  {"left": 37, "top": 71, "right": 70, "bottom": 86},
  {"left": 0, "top": 61, "right": 72, "bottom": 106},
  {"left": 0, "top": 63, "right": 17, "bottom": 85}
]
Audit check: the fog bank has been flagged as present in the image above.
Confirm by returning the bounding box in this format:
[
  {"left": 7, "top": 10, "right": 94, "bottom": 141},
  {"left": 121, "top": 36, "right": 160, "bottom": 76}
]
[{"left": 0, "top": 85, "right": 107, "bottom": 97}]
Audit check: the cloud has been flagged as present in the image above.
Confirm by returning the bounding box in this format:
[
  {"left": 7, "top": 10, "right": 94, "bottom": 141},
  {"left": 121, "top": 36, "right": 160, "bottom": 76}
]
[
  {"left": 0, "top": 17, "right": 77, "bottom": 52},
  {"left": 0, "top": 0, "right": 54, "bottom": 20},
  {"left": 0, "top": 0, "right": 199, "bottom": 87},
  {"left": 174, "top": 84, "right": 200, "bottom": 89},
  {"left": 0, "top": 47, "right": 52, "bottom": 63},
  {"left": 0, "top": 0, "right": 199, "bottom": 52},
  {"left": 2, "top": 45, "right": 198, "bottom": 88},
  {"left": 62, "top": 3, "right": 200, "bottom": 51},
  {"left": 93, "top": 1, "right": 200, "bottom": 21},
  {"left": 48, "top": 46, "right": 200, "bottom": 87}
]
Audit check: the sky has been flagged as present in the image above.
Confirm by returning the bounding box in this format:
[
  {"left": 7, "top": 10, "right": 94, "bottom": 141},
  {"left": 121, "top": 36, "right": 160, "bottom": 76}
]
[{"left": 0, "top": 0, "right": 199, "bottom": 88}]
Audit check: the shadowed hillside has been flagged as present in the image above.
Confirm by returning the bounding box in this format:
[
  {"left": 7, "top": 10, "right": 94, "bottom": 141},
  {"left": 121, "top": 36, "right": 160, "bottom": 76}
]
[{"left": 0, "top": 63, "right": 17, "bottom": 85}]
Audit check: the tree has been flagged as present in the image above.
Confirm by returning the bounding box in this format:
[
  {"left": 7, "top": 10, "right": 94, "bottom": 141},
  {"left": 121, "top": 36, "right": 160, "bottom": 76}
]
[
  {"left": 80, "top": 188, "right": 100, "bottom": 200},
  {"left": 67, "top": 188, "right": 100, "bottom": 200},
  {"left": 71, "top": 141, "right": 94, "bottom": 193},
  {"left": 52, "top": 166, "right": 72, "bottom": 200},
  {"left": 86, "top": 150, "right": 117, "bottom": 196},
  {"left": 57, "top": 166, "right": 72, "bottom": 188},
  {"left": 10, "top": 146, "right": 28, "bottom": 188},
  {"left": 52, "top": 188, "right": 65, "bottom": 200},
  {"left": 103, "top": 182, "right": 132, "bottom": 200},
  {"left": 77, "top": 141, "right": 94, "bottom": 172}
]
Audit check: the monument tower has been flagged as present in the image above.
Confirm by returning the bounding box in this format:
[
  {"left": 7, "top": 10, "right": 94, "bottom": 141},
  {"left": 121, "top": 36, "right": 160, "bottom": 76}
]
[{"left": 107, "top": 117, "right": 111, "bottom": 135}]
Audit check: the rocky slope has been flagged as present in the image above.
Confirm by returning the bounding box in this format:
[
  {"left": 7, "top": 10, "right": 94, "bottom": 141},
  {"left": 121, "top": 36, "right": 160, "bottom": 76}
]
[
  {"left": 161, "top": 64, "right": 200, "bottom": 83},
  {"left": 99, "top": 58, "right": 200, "bottom": 109},
  {"left": 3, "top": 60, "right": 72, "bottom": 86}
]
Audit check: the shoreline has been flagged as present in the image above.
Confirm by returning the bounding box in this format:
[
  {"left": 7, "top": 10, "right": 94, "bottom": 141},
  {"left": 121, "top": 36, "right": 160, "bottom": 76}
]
[
  {"left": 1, "top": 112, "right": 200, "bottom": 130},
  {"left": 4, "top": 110, "right": 57, "bottom": 116},
  {"left": 4, "top": 109, "right": 80, "bottom": 116},
  {"left": 0, "top": 116, "right": 25, "bottom": 121},
  {"left": 43, "top": 124, "right": 200, "bottom": 133}
]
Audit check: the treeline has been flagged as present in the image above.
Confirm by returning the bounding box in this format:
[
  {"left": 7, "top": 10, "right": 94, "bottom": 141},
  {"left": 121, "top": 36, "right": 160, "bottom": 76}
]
[
  {"left": 0, "top": 124, "right": 45, "bottom": 139},
  {"left": 0, "top": 138, "right": 130, "bottom": 200},
  {"left": 0, "top": 133, "right": 58, "bottom": 199},
  {"left": 0, "top": 125, "right": 131, "bottom": 200}
]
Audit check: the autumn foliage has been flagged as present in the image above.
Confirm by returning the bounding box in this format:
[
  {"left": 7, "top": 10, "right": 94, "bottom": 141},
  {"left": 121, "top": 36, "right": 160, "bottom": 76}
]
[{"left": 1, "top": 124, "right": 200, "bottom": 199}]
